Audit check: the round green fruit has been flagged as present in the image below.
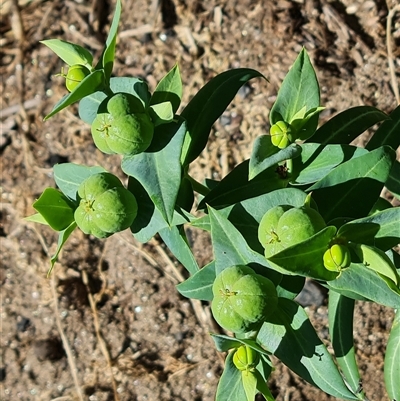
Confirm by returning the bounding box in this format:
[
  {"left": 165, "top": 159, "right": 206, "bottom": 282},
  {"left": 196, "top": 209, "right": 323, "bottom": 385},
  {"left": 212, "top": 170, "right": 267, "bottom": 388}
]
[
  {"left": 233, "top": 345, "right": 259, "bottom": 372},
  {"left": 211, "top": 265, "right": 278, "bottom": 334},
  {"left": 107, "top": 92, "right": 145, "bottom": 117},
  {"left": 91, "top": 112, "right": 154, "bottom": 156},
  {"left": 270, "top": 121, "right": 291, "bottom": 149},
  {"left": 259, "top": 205, "right": 326, "bottom": 258},
  {"left": 74, "top": 172, "right": 138, "bottom": 238},
  {"left": 323, "top": 244, "right": 351, "bottom": 272},
  {"left": 65, "top": 64, "right": 90, "bottom": 92},
  {"left": 258, "top": 205, "right": 293, "bottom": 256}
]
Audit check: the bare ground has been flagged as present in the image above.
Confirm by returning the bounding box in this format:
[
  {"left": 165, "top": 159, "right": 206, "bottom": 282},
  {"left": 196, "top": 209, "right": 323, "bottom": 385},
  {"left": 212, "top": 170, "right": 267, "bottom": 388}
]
[{"left": 1, "top": 0, "right": 400, "bottom": 400}]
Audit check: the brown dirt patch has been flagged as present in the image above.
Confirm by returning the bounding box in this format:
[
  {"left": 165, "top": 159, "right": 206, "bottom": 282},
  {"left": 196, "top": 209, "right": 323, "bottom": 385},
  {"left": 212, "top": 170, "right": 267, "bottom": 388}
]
[{"left": 1, "top": 0, "right": 399, "bottom": 400}]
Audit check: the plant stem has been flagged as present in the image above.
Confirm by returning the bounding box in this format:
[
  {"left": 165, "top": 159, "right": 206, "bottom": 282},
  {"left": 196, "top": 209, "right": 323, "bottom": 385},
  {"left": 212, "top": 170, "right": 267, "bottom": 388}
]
[{"left": 286, "top": 158, "right": 293, "bottom": 175}]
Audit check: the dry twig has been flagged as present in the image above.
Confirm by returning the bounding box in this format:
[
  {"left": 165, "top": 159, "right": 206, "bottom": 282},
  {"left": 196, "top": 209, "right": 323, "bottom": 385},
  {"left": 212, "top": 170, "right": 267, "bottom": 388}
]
[{"left": 386, "top": 4, "right": 400, "bottom": 104}]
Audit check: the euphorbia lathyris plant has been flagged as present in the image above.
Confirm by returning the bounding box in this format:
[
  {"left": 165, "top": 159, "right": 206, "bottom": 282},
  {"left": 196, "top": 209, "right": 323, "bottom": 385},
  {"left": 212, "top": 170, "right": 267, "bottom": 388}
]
[{"left": 27, "top": 1, "right": 400, "bottom": 400}]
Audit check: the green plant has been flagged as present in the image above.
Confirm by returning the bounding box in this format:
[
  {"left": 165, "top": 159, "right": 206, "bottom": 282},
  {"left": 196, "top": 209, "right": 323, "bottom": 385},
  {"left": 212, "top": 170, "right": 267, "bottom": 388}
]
[{"left": 27, "top": 1, "right": 400, "bottom": 400}]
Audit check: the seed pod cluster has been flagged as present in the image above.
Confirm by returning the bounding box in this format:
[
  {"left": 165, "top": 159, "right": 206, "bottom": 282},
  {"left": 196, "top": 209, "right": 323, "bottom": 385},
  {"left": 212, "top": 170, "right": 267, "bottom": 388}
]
[
  {"left": 91, "top": 93, "right": 154, "bottom": 156},
  {"left": 270, "top": 121, "right": 292, "bottom": 149},
  {"left": 211, "top": 265, "right": 278, "bottom": 334},
  {"left": 233, "top": 345, "right": 259, "bottom": 372},
  {"left": 323, "top": 244, "right": 351, "bottom": 272},
  {"left": 258, "top": 204, "right": 326, "bottom": 258},
  {"left": 74, "top": 172, "right": 138, "bottom": 239}
]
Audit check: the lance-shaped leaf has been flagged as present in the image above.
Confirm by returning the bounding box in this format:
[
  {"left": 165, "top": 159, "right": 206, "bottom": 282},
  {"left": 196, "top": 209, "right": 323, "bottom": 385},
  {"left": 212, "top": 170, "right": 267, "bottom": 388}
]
[
  {"left": 249, "top": 135, "right": 301, "bottom": 180},
  {"left": 198, "top": 160, "right": 288, "bottom": 210},
  {"left": 291, "top": 143, "right": 368, "bottom": 185},
  {"left": 366, "top": 104, "right": 400, "bottom": 151},
  {"left": 208, "top": 206, "right": 282, "bottom": 285},
  {"left": 384, "top": 309, "right": 400, "bottom": 401},
  {"left": 45, "top": 70, "right": 105, "bottom": 119},
  {"left": 386, "top": 160, "right": 400, "bottom": 200},
  {"left": 54, "top": 163, "right": 106, "bottom": 201},
  {"left": 158, "top": 225, "right": 199, "bottom": 275},
  {"left": 180, "top": 68, "right": 265, "bottom": 166},
  {"left": 309, "top": 106, "right": 388, "bottom": 145},
  {"left": 270, "top": 48, "right": 320, "bottom": 141},
  {"left": 127, "top": 176, "right": 189, "bottom": 243},
  {"left": 211, "top": 335, "right": 272, "bottom": 359},
  {"left": 328, "top": 291, "right": 362, "bottom": 396},
  {"left": 327, "top": 263, "right": 400, "bottom": 309},
  {"left": 48, "top": 222, "right": 77, "bottom": 276},
  {"left": 257, "top": 298, "right": 359, "bottom": 400},
  {"left": 122, "top": 118, "right": 187, "bottom": 224},
  {"left": 176, "top": 261, "right": 215, "bottom": 301},
  {"left": 40, "top": 39, "right": 93, "bottom": 68},
  {"left": 242, "top": 371, "right": 258, "bottom": 401},
  {"left": 308, "top": 146, "right": 396, "bottom": 222},
  {"left": 215, "top": 351, "right": 248, "bottom": 401},
  {"left": 33, "top": 188, "right": 77, "bottom": 231},
  {"left": 150, "top": 64, "right": 182, "bottom": 114},
  {"left": 337, "top": 207, "right": 400, "bottom": 251},
  {"left": 267, "top": 226, "right": 338, "bottom": 281},
  {"left": 95, "top": 0, "right": 121, "bottom": 84}
]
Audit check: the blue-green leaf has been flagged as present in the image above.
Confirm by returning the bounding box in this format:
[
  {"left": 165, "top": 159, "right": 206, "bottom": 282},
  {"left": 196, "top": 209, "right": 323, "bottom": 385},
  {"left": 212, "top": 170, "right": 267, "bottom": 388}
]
[
  {"left": 249, "top": 135, "right": 301, "bottom": 180},
  {"left": 54, "top": 163, "right": 106, "bottom": 201},
  {"left": 270, "top": 48, "right": 320, "bottom": 141},
  {"left": 150, "top": 64, "right": 182, "bottom": 114},
  {"left": 215, "top": 352, "right": 247, "bottom": 401},
  {"left": 208, "top": 207, "right": 282, "bottom": 286},
  {"left": 309, "top": 146, "right": 396, "bottom": 222},
  {"left": 48, "top": 222, "right": 77, "bottom": 276},
  {"left": 198, "top": 160, "right": 288, "bottom": 210},
  {"left": 97, "top": 0, "right": 121, "bottom": 83},
  {"left": 176, "top": 261, "right": 215, "bottom": 301},
  {"left": 122, "top": 118, "right": 186, "bottom": 224},
  {"left": 158, "top": 225, "right": 199, "bottom": 275},
  {"left": 257, "top": 298, "right": 359, "bottom": 400},
  {"left": 384, "top": 308, "right": 400, "bottom": 401},
  {"left": 40, "top": 39, "right": 93, "bottom": 68},
  {"left": 181, "top": 68, "right": 265, "bottom": 165},
  {"left": 33, "top": 188, "right": 76, "bottom": 231},
  {"left": 366, "top": 104, "right": 400, "bottom": 151},
  {"left": 337, "top": 207, "right": 400, "bottom": 251},
  {"left": 327, "top": 263, "right": 400, "bottom": 309},
  {"left": 291, "top": 143, "right": 368, "bottom": 185},
  {"left": 328, "top": 291, "right": 362, "bottom": 396},
  {"left": 386, "top": 160, "right": 400, "bottom": 200},
  {"left": 309, "top": 106, "right": 388, "bottom": 145}
]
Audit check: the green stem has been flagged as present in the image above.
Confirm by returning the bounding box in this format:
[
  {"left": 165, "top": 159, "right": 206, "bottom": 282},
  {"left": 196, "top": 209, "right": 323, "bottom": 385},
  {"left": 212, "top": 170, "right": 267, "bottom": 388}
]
[
  {"left": 185, "top": 174, "right": 211, "bottom": 197},
  {"left": 102, "top": 86, "right": 114, "bottom": 97},
  {"left": 286, "top": 158, "right": 293, "bottom": 175}
]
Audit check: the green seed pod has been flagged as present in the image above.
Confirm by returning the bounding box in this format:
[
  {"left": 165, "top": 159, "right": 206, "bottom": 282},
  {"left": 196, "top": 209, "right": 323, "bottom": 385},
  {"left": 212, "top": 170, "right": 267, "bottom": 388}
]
[
  {"left": 211, "top": 265, "right": 278, "bottom": 334},
  {"left": 323, "top": 244, "right": 351, "bottom": 272},
  {"left": 74, "top": 172, "right": 138, "bottom": 238},
  {"left": 65, "top": 64, "right": 90, "bottom": 92},
  {"left": 259, "top": 205, "right": 326, "bottom": 258},
  {"left": 107, "top": 92, "right": 145, "bottom": 117},
  {"left": 233, "top": 345, "right": 259, "bottom": 372},
  {"left": 277, "top": 206, "right": 326, "bottom": 247},
  {"left": 270, "top": 121, "right": 291, "bottom": 149},
  {"left": 91, "top": 112, "right": 154, "bottom": 156},
  {"left": 258, "top": 205, "right": 293, "bottom": 257}
]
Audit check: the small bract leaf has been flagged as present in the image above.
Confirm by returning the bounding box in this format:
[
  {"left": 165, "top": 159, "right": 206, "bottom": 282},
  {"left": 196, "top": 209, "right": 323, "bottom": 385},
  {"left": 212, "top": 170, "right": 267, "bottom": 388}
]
[{"left": 33, "top": 188, "right": 76, "bottom": 231}]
